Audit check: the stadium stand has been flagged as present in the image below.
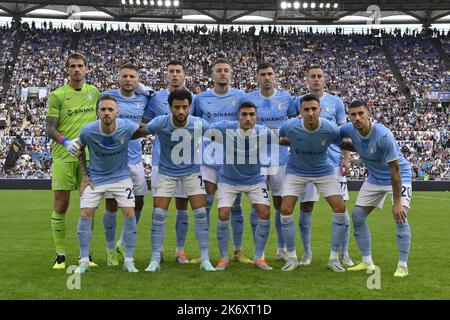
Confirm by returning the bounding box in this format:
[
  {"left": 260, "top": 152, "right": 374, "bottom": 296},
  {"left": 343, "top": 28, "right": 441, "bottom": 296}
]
[{"left": 0, "top": 24, "right": 448, "bottom": 181}]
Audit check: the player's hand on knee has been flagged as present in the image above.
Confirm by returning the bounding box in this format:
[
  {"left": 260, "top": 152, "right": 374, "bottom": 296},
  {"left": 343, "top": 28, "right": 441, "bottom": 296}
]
[
  {"left": 80, "top": 177, "right": 94, "bottom": 196},
  {"left": 63, "top": 137, "right": 82, "bottom": 157},
  {"left": 392, "top": 203, "right": 406, "bottom": 223}
]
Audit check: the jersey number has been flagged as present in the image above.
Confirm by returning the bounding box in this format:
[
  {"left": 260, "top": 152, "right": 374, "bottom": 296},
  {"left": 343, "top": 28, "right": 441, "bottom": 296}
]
[
  {"left": 198, "top": 176, "right": 204, "bottom": 189},
  {"left": 401, "top": 186, "right": 412, "bottom": 200},
  {"left": 125, "top": 188, "right": 134, "bottom": 200},
  {"left": 261, "top": 188, "right": 269, "bottom": 199}
]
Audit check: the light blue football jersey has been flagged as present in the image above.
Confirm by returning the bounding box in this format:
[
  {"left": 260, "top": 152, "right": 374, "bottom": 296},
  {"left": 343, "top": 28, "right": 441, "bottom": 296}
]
[
  {"left": 280, "top": 118, "right": 343, "bottom": 177},
  {"left": 296, "top": 92, "right": 347, "bottom": 167},
  {"left": 79, "top": 119, "right": 138, "bottom": 186},
  {"left": 340, "top": 123, "right": 412, "bottom": 185},
  {"left": 192, "top": 88, "right": 246, "bottom": 168},
  {"left": 211, "top": 120, "right": 276, "bottom": 185},
  {"left": 102, "top": 89, "right": 149, "bottom": 165},
  {"left": 144, "top": 89, "right": 196, "bottom": 166},
  {"left": 146, "top": 114, "right": 209, "bottom": 177},
  {"left": 245, "top": 89, "right": 297, "bottom": 166}
]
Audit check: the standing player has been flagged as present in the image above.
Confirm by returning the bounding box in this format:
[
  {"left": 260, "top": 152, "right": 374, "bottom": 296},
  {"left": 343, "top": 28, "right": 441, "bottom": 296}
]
[
  {"left": 192, "top": 58, "right": 251, "bottom": 264},
  {"left": 137, "top": 89, "right": 215, "bottom": 272},
  {"left": 244, "top": 62, "right": 297, "bottom": 261},
  {"left": 143, "top": 60, "right": 194, "bottom": 264},
  {"left": 341, "top": 100, "right": 412, "bottom": 277},
  {"left": 279, "top": 94, "right": 348, "bottom": 272},
  {"left": 76, "top": 94, "right": 139, "bottom": 273},
  {"left": 212, "top": 102, "right": 277, "bottom": 271},
  {"left": 46, "top": 52, "right": 99, "bottom": 269},
  {"left": 101, "top": 63, "right": 150, "bottom": 266},
  {"left": 295, "top": 66, "right": 353, "bottom": 267}
]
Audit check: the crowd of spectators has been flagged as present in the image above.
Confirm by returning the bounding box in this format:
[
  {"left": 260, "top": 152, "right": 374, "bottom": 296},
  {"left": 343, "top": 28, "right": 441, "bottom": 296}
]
[{"left": 0, "top": 24, "right": 448, "bottom": 181}]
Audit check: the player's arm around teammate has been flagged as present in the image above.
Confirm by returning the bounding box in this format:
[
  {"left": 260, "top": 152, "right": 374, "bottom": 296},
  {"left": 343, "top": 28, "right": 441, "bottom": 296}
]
[{"left": 132, "top": 88, "right": 216, "bottom": 272}]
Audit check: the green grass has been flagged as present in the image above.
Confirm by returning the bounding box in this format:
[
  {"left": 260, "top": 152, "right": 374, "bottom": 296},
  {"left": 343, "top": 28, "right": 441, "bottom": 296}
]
[{"left": 0, "top": 190, "right": 449, "bottom": 299}]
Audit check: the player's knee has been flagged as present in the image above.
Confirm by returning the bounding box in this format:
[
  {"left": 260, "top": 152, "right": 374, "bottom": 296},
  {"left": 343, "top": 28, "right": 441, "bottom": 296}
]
[
  {"left": 134, "top": 196, "right": 144, "bottom": 211},
  {"left": 280, "top": 204, "right": 293, "bottom": 216},
  {"left": 175, "top": 197, "right": 189, "bottom": 210},
  {"left": 331, "top": 202, "right": 346, "bottom": 214},
  {"left": 218, "top": 211, "right": 230, "bottom": 222},
  {"left": 300, "top": 202, "right": 314, "bottom": 212},
  {"left": 54, "top": 201, "right": 69, "bottom": 213},
  {"left": 258, "top": 208, "right": 270, "bottom": 220}
]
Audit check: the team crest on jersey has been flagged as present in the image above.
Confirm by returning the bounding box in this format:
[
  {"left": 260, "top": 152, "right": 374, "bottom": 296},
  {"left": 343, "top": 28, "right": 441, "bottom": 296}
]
[
  {"left": 277, "top": 103, "right": 284, "bottom": 109},
  {"left": 134, "top": 102, "right": 143, "bottom": 108},
  {"left": 119, "top": 136, "right": 126, "bottom": 145},
  {"left": 320, "top": 139, "right": 328, "bottom": 146},
  {"left": 325, "top": 104, "right": 331, "bottom": 113},
  {"left": 369, "top": 144, "right": 377, "bottom": 154},
  {"left": 231, "top": 99, "right": 237, "bottom": 106}
]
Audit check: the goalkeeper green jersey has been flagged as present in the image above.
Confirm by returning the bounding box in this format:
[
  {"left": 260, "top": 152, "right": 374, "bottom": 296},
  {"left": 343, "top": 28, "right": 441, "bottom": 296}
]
[{"left": 46, "top": 83, "right": 99, "bottom": 162}]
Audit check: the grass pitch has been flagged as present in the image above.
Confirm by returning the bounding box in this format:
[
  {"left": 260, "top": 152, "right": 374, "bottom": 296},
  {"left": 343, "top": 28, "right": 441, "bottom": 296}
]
[{"left": 0, "top": 190, "right": 449, "bottom": 300}]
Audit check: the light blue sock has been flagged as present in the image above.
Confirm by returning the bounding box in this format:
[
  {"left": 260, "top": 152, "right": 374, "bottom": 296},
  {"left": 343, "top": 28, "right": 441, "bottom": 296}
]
[
  {"left": 193, "top": 207, "right": 209, "bottom": 262},
  {"left": 151, "top": 207, "right": 167, "bottom": 262},
  {"left": 103, "top": 210, "right": 116, "bottom": 251},
  {"left": 340, "top": 211, "right": 350, "bottom": 255},
  {"left": 331, "top": 213, "right": 347, "bottom": 253},
  {"left": 274, "top": 209, "right": 285, "bottom": 250},
  {"left": 216, "top": 219, "right": 230, "bottom": 259},
  {"left": 175, "top": 210, "right": 189, "bottom": 248},
  {"left": 123, "top": 216, "right": 137, "bottom": 259},
  {"left": 77, "top": 216, "right": 92, "bottom": 259},
  {"left": 205, "top": 194, "right": 214, "bottom": 227},
  {"left": 280, "top": 214, "right": 296, "bottom": 253},
  {"left": 255, "top": 218, "right": 270, "bottom": 260},
  {"left": 119, "top": 210, "right": 141, "bottom": 244},
  {"left": 299, "top": 211, "right": 312, "bottom": 256},
  {"left": 250, "top": 207, "right": 258, "bottom": 242},
  {"left": 396, "top": 208, "right": 411, "bottom": 264},
  {"left": 352, "top": 206, "right": 371, "bottom": 257},
  {"left": 231, "top": 194, "right": 244, "bottom": 250}
]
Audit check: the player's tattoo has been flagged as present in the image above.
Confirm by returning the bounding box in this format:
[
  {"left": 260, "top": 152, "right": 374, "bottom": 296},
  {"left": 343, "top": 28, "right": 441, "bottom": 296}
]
[{"left": 46, "top": 116, "right": 61, "bottom": 141}]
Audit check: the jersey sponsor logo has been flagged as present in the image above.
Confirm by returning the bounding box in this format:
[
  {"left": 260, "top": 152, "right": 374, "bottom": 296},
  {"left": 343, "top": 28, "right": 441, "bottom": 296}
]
[
  {"left": 67, "top": 107, "right": 95, "bottom": 116},
  {"left": 206, "top": 111, "right": 237, "bottom": 118},
  {"left": 259, "top": 116, "right": 287, "bottom": 122},
  {"left": 94, "top": 149, "right": 125, "bottom": 157},
  {"left": 120, "top": 114, "right": 142, "bottom": 120}
]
